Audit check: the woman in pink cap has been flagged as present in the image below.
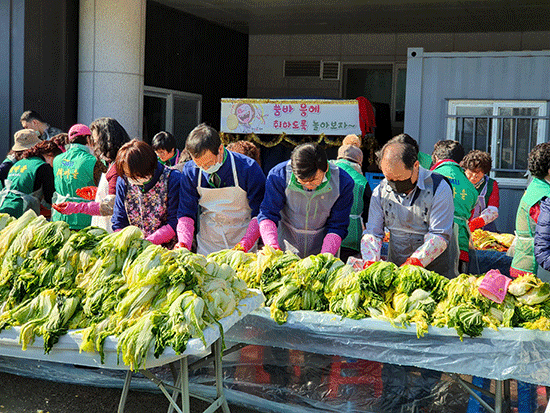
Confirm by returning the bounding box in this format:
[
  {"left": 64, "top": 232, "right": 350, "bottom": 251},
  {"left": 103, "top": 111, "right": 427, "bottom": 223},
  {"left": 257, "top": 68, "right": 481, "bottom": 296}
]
[
  {"left": 53, "top": 118, "right": 130, "bottom": 232},
  {"left": 50, "top": 124, "right": 104, "bottom": 230}
]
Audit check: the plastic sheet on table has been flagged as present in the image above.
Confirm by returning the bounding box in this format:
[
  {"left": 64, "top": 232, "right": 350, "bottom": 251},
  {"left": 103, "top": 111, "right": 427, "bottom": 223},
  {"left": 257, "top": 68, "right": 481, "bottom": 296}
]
[
  {"left": 1, "top": 352, "right": 548, "bottom": 413},
  {"left": 225, "top": 307, "right": 550, "bottom": 387},
  {"left": 193, "top": 344, "right": 549, "bottom": 413}
]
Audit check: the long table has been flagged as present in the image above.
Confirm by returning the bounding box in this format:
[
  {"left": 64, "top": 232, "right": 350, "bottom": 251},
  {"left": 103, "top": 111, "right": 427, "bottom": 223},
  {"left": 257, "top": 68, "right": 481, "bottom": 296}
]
[
  {"left": 225, "top": 307, "right": 550, "bottom": 413},
  {"left": 0, "top": 292, "right": 264, "bottom": 413}
]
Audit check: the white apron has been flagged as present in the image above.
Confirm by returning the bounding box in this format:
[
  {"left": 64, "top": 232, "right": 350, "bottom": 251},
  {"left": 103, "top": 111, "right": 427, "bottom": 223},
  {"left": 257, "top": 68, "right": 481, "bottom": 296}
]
[
  {"left": 196, "top": 151, "right": 252, "bottom": 256},
  {"left": 0, "top": 182, "right": 42, "bottom": 215},
  {"left": 90, "top": 172, "right": 113, "bottom": 233}
]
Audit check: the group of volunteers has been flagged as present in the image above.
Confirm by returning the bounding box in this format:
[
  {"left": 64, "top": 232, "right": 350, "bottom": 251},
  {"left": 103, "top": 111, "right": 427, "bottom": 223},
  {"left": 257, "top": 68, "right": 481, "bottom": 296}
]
[
  {"left": 6, "top": 109, "right": 550, "bottom": 289},
  {"left": 0, "top": 114, "right": 353, "bottom": 258},
  {"left": 5, "top": 110, "right": 550, "bottom": 412}
]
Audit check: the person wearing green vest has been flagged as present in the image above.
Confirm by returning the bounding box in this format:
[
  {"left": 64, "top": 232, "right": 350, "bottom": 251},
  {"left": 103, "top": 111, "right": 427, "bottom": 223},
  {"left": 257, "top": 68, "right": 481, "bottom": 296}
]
[
  {"left": 334, "top": 144, "right": 372, "bottom": 262},
  {"left": 505, "top": 144, "right": 549, "bottom": 413},
  {"left": 51, "top": 124, "right": 103, "bottom": 230},
  {"left": 0, "top": 133, "right": 66, "bottom": 218},
  {"left": 430, "top": 140, "right": 477, "bottom": 274},
  {"left": 418, "top": 151, "right": 432, "bottom": 169},
  {"left": 0, "top": 129, "right": 42, "bottom": 187},
  {"left": 511, "top": 142, "right": 550, "bottom": 279},
  {"left": 461, "top": 150, "right": 500, "bottom": 233}
]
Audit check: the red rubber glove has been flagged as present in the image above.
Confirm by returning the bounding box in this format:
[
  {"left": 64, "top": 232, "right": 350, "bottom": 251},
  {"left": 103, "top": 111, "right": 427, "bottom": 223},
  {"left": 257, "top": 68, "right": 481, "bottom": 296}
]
[
  {"left": 401, "top": 257, "right": 423, "bottom": 267},
  {"left": 174, "top": 242, "right": 190, "bottom": 250},
  {"left": 469, "top": 217, "right": 485, "bottom": 232},
  {"left": 76, "top": 186, "right": 98, "bottom": 200},
  {"left": 236, "top": 218, "right": 260, "bottom": 252},
  {"left": 233, "top": 243, "right": 246, "bottom": 251},
  {"left": 146, "top": 225, "right": 176, "bottom": 245},
  {"left": 40, "top": 205, "right": 51, "bottom": 219},
  {"left": 259, "top": 219, "right": 280, "bottom": 250}
]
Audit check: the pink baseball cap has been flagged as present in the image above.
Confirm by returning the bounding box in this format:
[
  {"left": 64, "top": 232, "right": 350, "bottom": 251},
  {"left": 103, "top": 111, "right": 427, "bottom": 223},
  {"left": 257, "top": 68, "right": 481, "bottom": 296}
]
[
  {"left": 68, "top": 124, "right": 92, "bottom": 142},
  {"left": 478, "top": 269, "right": 511, "bottom": 304}
]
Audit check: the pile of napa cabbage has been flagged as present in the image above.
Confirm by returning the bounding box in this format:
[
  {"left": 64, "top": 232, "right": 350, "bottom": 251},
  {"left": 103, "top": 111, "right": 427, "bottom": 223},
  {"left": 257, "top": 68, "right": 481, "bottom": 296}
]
[
  {"left": 0, "top": 211, "right": 255, "bottom": 370},
  {"left": 210, "top": 247, "right": 550, "bottom": 340}
]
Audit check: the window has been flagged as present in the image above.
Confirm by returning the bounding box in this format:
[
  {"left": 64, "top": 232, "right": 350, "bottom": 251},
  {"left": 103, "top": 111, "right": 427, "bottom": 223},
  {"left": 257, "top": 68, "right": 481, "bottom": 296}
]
[
  {"left": 143, "top": 86, "right": 202, "bottom": 150},
  {"left": 343, "top": 63, "right": 407, "bottom": 128},
  {"left": 447, "top": 100, "right": 549, "bottom": 186}
]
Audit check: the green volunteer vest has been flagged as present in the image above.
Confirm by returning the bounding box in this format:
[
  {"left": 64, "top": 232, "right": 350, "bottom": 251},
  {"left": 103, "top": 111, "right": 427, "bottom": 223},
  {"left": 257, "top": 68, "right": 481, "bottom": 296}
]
[
  {"left": 334, "top": 159, "right": 366, "bottom": 251},
  {"left": 432, "top": 161, "right": 478, "bottom": 254},
  {"left": 51, "top": 144, "right": 96, "bottom": 229},
  {"left": 0, "top": 157, "right": 45, "bottom": 217},
  {"left": 418, "top": 152, "right": 432, "bottom": 169},
  {"left": 511, "top": 178, "right": 550, "bottom": 274}
]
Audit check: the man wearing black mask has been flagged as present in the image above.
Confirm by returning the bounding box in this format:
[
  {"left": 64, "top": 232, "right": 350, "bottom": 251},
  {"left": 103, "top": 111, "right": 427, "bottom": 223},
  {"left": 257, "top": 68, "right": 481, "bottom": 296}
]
[
  {"left": 360, "top": 134, "right": 458, "bottom": 279},
  {"left": 361, "top": 134, "right": 458, "bottom": 412}
]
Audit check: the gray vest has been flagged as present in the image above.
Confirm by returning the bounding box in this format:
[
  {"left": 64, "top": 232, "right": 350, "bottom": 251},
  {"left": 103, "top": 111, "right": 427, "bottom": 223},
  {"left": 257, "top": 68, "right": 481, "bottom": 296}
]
[
  {"left": 381, "top": 172, "right": 459, "bottom": 279},
  {"left": 279, "top": 163, "right": 341, "bottom": 258}
]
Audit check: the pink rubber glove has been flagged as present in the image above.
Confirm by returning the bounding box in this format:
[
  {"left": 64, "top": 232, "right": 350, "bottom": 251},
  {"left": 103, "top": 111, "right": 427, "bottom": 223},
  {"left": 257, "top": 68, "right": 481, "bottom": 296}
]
[
  {"left": 321, "top": 232, "right": 342, "bottom": 255},
  {"left": 410, "top": 233, "right": 447, "bottom": 267},
  {"left": 146, "top": 224, "right": 176, "bottom": 245},
  {"left": 360, "top": 233, "right": 382, "bottom": 261},
  {"left": 176, "top": 216, "right": 195, "bottom": 250},
  {"left": 236, "top": 218, "right": 260, "bottom": 252},
  {"left": 52, "top": 201, "right": 101, "bottom": 216},
  {"left": 259, "top": 219, "right": 280, "bottom": 250},
  {"left": 479, "top": 206, "right": 499, "bottom": 226}
]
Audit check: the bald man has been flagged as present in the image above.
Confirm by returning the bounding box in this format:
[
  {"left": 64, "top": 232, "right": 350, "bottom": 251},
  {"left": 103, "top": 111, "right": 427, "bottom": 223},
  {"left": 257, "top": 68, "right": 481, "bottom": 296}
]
[{"left": 361, "top": 134, "right": 458, "bottom": 279}]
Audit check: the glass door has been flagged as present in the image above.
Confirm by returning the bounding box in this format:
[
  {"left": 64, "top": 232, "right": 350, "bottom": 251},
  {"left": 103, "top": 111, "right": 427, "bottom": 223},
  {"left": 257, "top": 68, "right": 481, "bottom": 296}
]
[{"left": 143, "top": 86, "right": 202, "bottom": 149}]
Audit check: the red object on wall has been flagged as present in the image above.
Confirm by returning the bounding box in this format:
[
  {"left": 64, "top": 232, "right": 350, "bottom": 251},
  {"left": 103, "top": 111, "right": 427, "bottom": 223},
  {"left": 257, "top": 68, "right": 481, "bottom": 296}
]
[{"left": 356, "top": 97, "right": 376, "bottom": 135}]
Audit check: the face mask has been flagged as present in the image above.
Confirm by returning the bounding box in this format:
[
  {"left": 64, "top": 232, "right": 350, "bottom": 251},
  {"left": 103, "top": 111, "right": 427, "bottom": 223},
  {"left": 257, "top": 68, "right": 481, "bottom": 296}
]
[
  {"left": 387, "top": 177, "right": 416, "bottom": 194},
  {"left": 201, "top": 160, "right": 223, "bottom": 175},
  {"left": 128, "top": 176, "right": 151, "bottom": 186}
]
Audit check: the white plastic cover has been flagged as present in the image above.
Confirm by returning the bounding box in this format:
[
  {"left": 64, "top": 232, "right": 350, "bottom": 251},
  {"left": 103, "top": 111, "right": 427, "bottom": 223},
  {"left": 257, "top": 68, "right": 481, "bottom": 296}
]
[
  {"left": 226, "top": 307, "right": 550, "bottom": 387},
  {"left": 0, "top": 292, "right": 264, "bottom": 370}
]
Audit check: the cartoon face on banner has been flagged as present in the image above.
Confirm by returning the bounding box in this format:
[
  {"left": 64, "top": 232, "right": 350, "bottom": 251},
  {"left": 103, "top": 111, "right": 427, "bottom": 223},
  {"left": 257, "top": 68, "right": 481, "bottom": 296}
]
[
  {"left": 226, "top": 102, "right": 264, "bottom": 133},
  {"left": 236, "top": 103, "right": 255, "bottom": 126}
]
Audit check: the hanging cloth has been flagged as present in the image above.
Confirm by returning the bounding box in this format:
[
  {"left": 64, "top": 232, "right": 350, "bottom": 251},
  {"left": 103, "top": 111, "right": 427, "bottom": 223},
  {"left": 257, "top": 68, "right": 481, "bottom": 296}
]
[{"left": 356, "top": 96, "right": 376, "bottom": 135}]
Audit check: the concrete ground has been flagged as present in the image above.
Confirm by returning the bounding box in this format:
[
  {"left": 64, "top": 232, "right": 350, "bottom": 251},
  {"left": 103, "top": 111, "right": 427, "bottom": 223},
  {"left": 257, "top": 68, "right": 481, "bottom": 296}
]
[{"left": 0, "top": 371, "right": 264, "bottom": 413}]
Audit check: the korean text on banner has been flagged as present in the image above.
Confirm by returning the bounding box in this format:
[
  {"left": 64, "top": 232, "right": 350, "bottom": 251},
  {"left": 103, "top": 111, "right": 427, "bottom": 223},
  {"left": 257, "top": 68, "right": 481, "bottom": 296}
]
[{"left": 220, "top": 98, "right": 361, "bottom": 136}]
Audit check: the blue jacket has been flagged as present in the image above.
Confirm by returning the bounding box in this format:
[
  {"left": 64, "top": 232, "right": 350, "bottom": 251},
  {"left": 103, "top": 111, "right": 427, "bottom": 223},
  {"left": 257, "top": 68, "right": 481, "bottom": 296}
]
[
  {"left": 257, "top": 160, "right": 354, "bottom": 240},
  {"left": 177, "top": 149, "right": 266, "bottom": 220},
  {"left": 112, "top": 162, "right": 180, "bottom": 232},
  {"left": 535, "top": 196, "right": 550, "bottom": 271}
]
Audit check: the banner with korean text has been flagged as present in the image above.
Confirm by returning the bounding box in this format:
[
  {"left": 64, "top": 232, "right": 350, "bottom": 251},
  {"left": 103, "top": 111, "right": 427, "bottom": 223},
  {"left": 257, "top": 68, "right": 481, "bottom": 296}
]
[{"left": 220, "top": 98, "right": 361, "bottom": 136}]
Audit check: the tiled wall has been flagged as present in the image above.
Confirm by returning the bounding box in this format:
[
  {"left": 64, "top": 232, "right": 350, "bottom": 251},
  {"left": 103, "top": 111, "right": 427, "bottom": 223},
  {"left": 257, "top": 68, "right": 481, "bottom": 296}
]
[{"left": 248, "top": 31, "right": 550, "bottom": 98}]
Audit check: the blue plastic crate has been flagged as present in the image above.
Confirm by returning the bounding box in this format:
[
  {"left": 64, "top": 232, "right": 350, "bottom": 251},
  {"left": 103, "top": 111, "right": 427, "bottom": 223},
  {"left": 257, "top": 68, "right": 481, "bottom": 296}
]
[{"left": 365, "top": 172, "right": 384, "bottom": 191}]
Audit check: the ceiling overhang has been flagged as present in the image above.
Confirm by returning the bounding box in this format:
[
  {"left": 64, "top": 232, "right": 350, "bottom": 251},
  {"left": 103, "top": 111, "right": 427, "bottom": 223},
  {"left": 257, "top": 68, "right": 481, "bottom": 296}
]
[{"left": 155, "top": 0, "right": 550, "bottom": 34}]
